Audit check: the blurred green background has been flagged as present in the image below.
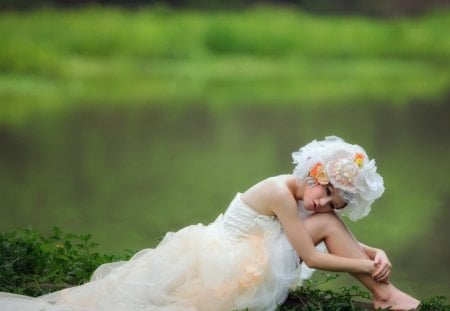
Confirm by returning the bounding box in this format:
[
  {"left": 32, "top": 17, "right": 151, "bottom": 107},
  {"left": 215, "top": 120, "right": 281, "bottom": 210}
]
[{"left": 0, "top": 0, "right": 449, "bottom": 300}]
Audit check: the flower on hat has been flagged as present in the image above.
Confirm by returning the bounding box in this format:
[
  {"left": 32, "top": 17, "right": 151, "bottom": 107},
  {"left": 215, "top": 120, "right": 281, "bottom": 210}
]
[
  {"left": 309, "top": 162, "right": 329, "bottom": 185},
  {"left": 329, "top": 157, "right": 359, "bottom": 189},
  {"left": 354, "top": 153, "right": 364, "bottom": 168}
]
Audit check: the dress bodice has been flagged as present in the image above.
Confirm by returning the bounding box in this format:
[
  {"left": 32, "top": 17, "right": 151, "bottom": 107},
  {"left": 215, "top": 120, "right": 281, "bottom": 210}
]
[{"left": 222, "top": 193, "right": 282, "bottom": 239}]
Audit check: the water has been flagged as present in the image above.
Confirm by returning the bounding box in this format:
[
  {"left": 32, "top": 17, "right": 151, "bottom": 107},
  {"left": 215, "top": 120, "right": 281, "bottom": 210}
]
[{"left": 0, "top": 101, "right": 448, "bottom": 299}]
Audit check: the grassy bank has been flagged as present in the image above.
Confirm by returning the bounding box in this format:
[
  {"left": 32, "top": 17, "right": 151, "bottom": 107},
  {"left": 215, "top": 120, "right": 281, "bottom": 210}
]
[
  {"left": 1, "top": 7, "right": 449, "bottom": 124},
  {"left": 1, "top": 227, "right": 448, "bottom": 310}
]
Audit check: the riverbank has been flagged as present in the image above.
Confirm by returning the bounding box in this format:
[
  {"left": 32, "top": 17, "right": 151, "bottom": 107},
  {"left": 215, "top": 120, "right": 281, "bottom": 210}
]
[
  {"left": 1, "top": 7, "right": 449, "bottom": 124},
  {"left": 1, "top": 227, "right": 447, "bottom": 310}
]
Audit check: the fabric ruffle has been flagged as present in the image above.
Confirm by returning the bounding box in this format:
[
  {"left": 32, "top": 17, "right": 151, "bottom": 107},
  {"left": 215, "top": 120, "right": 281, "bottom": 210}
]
[{"left": 0, "top": 194, "right": 305, "bottom": 311}]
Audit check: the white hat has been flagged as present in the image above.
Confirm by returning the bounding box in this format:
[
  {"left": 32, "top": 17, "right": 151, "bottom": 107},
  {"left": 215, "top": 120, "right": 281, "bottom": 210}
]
[{"left": 292, "top": 136, "right": 384, "bottom": 221}]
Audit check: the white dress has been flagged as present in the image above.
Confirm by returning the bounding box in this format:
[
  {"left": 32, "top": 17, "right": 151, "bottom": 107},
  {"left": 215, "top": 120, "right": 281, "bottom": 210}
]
[{"left": 0, "top": 193, "right": 325, "bottom": 311}]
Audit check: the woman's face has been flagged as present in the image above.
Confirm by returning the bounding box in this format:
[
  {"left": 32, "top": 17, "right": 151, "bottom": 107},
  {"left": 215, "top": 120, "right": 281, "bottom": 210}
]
[{"left": 303, "top": 183, "right": 346, "bottom": 213}]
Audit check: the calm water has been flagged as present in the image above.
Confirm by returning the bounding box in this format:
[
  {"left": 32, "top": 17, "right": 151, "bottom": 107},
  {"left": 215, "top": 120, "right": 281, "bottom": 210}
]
[{"left": 0, "top": 101, "right": 449, "bottom": 299}]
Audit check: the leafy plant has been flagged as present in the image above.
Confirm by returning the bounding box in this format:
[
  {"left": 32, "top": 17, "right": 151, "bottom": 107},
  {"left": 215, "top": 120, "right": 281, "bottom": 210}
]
[
  {"left": 1, "top": 228, "right": 448, "bottom": 310},
  {"left": 0, "top": 226, "right": 132, "bottom": 296},
  {"left": 279, "top": 273, "right": 449, "bottom": 310},
  {"left": 280, "top": 273, "right": 372, "bottom": 310},
  {"left": 418, "top": 296, "right": 449, "bottom": 311}
]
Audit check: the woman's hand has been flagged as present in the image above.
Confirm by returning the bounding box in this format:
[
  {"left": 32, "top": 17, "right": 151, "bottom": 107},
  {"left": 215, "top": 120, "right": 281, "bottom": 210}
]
[
  {"left": 365, "top": 259, "right": 378, "bottom": 275},
  {"left": 371, "top": 249, "right": 392, "bottom": 282}
]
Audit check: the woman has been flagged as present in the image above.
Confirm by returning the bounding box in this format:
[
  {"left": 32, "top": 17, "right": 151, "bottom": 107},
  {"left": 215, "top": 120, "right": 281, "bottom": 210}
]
[{"left": 0, "top": 136, "right": 420, "bottom": 310}]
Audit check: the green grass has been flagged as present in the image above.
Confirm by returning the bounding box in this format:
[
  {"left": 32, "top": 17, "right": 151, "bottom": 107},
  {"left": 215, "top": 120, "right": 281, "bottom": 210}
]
[
  {"left": 1, "top": 227, "right": 448, "bottom": 310},
  {"left": 0, "top": 7, "right": 449, "bottom": 124},
  {"left": 0, "top": 227, "right": 132, "bottom": 296}
]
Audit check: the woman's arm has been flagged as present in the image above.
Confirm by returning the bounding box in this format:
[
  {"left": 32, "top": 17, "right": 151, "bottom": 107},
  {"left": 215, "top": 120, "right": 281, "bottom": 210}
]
[
  {"left": 269, "top": 190, "right": 376, "bottom": 274},
  {"left": 359, "top": 242, "right": 392, "bottom": 282},
  {"left": 278, "top": 208, "right": 375, "bottom": 273}
]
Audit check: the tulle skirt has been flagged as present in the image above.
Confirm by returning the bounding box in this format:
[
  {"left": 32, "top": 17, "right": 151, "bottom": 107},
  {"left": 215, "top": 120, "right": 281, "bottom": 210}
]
[{"left": 0, "top": 213, "right": 302, "bottom": 311}]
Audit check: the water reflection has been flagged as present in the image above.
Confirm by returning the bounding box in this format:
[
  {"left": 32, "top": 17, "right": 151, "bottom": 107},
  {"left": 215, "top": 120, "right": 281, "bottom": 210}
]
[{"left": 0, "top": 101, "right": 448, "bottom": 298}]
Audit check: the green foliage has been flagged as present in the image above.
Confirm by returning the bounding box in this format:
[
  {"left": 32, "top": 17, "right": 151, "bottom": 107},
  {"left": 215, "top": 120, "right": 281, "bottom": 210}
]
[
  {"left": 0, "top": 229, "right": 448, "bottom": 310},
  {"left": 2, "top": 8, "right": 449, "bottom": 66},
  {"left": 281, "top": 273, "right": 372, "bottom": 310},
  {"left": 282, "top": 285, "right": 370, "bottom": 310},
  {"left": 0, "top": 227, "right": 132, "bottom": 296},
  {"left": 284, "top": 287, "right": 449, "bottom": 310},
  {"left": 419, "top": 296, "right": 450, "bottom": 311},
  {"left": 281, "top": 273, "right": 450, "bottom": 310},
  {"left": 0, "top": 7, "right": 449, "bottom": 124}
]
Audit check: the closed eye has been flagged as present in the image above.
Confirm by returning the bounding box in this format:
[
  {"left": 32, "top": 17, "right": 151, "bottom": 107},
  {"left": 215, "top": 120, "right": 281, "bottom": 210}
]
[
  {"left": 326, "top": 186, "right": 344, "bottom": 210},
  {"left": 334, "top": 203, "right": 347, "bottom": 210}
]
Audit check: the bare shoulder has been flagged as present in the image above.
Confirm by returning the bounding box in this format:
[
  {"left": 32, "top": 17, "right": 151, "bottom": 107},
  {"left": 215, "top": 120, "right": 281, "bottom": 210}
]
[{"left": 241, "top": 174, "right": 299, "bottom": 216}]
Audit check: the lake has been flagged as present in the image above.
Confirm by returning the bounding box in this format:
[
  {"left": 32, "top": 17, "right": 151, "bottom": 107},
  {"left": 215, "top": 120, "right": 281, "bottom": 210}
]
[{"left": 0, "top": 100, "right": 448, "bottom": 299}]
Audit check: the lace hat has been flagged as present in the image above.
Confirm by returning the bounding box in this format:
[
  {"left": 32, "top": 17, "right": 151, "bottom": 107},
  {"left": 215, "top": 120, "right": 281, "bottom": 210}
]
[{"left": 292, "top": 136, "right": 384, "bottom": 221}]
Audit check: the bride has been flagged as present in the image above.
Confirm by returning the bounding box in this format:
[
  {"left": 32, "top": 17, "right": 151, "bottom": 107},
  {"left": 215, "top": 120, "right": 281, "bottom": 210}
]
[{"left": 0, "top": 136, "right": 420, "bottom": 310}]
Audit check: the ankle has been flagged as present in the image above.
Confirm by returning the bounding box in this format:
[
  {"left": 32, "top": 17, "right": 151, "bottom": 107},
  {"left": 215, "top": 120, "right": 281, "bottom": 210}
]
[{"left": 372, "top": 282, "right": 393, "bottom": 301}]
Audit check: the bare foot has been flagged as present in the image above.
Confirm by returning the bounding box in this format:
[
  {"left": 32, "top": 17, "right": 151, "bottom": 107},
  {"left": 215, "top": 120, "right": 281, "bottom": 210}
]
[{"left": 373, "top": 285, "right": 420, "bottom": 310}]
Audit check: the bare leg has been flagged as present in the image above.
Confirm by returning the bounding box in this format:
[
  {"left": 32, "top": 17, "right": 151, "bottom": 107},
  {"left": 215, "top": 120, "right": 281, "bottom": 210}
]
[{"left": 303, "top": 212, "right": 420, "bottom": 311}]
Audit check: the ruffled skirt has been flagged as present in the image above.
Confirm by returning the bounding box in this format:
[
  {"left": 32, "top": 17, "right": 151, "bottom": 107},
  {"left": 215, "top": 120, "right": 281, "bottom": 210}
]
[{"left": 0, "top": 211, "right": 302, "bottom": 310}]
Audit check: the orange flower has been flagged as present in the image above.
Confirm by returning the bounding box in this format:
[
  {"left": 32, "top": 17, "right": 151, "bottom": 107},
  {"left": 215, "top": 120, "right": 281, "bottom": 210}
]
[
  {"left": 309, "top": 162, "right": 329, "bottom": 185},
  {"left": 310, "top": 163, "right": 321, "bottom": 178},
  {"left": 354, "top": 153, "right": 364, "bottom": 168}
]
